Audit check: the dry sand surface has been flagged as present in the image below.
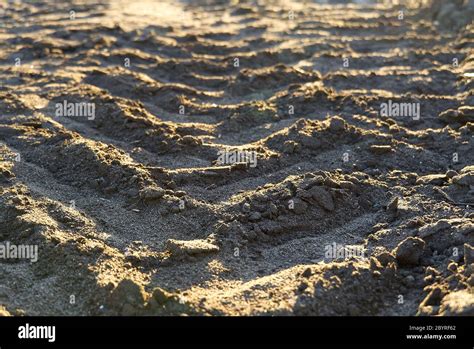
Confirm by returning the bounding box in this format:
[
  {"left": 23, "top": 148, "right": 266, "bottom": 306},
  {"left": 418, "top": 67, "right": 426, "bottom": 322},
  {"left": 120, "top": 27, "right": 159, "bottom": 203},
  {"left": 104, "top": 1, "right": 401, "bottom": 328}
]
[{"left": 0, "top": 0, "right": 473, "bottom": 316}]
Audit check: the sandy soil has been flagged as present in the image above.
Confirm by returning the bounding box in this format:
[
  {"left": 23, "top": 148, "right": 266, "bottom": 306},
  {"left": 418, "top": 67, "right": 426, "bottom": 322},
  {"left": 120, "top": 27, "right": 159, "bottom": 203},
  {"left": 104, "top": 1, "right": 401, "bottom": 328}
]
[{"left": 0, "top": 0, "right": 473, "bottom": 316}]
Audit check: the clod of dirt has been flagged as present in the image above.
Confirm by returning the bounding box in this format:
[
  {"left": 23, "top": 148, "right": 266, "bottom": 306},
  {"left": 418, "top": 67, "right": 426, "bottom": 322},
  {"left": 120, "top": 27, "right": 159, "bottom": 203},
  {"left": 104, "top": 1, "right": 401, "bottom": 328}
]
[
  {"left": 451, "top": 171, "right": 474, "bottom": 187},
  {"left": 283, "top": 140, "right": 301, "bottom": 154},
  {"left": 309, "top": 186, "right": 335, "bottom": 211},
  {"left": 108, "top": 279, "right": 147, "bottom": 315},
  {"left": 139, "top": 186, "right": 165, "bottom": 201},
  {"left": 151, "top": 287, "right": 175, "bottom": 305},
  {"left": 439, "top": 106, "right": 474, "bottom": 127},
  {"left": 419, "top": 286, "right": 446, "bottom": 312},
  {"left": 0, "top": 164, "right": 15, "bottom": 183},
  {"left": 416, "top": 174, "right": 447, "bottom": 186},
  {"left": 301, "top": 267, "right": 312, "bottom": 278},
  {"left": 418, "top": 220, "right": 451, "bottom": 238},
  {"left": 249, "top": 211, "right": 262, "bottom": 222},
  {"left": 290, "top": 198, "right": 308, "bottom": 215},
  {"left": 386, "top": 196, "right": 399, "bottom": 213},
  {"left": 393, "top": 237, "right": 426, "bottom": 267},
  {"left": 465, "top": 244, "right": 474, "bottom": 265},
  {"left": 0, "top": 306, "right": 11, "bottom": 316},
  {"left": 166, "top": 239, "right": 220, "bottom": 259},
  {"left": 374, "top": 250, "right": 397, "bottom": 268},
  {"left": 180, "top": 135, "right": 202, "bottom": 147},
  {"left": 328, "top": 116, "right": 346, "bottom": 133}
]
